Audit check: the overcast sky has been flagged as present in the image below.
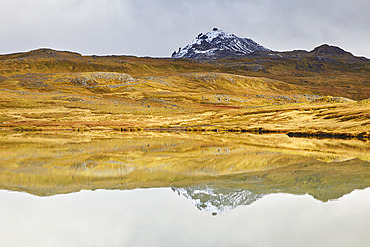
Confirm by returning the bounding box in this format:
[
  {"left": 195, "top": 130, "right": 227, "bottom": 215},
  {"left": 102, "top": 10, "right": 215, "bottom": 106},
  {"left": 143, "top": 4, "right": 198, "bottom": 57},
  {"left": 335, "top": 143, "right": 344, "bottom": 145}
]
[{"left": 1, "top": 0, "right": 369, "bottom": 57}]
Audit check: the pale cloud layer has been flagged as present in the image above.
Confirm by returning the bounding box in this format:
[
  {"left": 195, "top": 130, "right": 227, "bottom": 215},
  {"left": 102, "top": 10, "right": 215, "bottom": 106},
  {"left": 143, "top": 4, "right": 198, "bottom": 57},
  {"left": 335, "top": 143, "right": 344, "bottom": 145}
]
[
  {"left": 1, "top": 0, "right": 369, "bottom": 57},
  {"left": 1, "top": 189, "right": 370, "bottom": 246}
]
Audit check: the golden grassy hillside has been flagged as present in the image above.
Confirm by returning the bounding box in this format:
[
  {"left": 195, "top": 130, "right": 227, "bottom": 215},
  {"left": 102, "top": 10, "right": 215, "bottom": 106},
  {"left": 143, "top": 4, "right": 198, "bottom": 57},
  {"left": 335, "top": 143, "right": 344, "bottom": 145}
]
[{"left": 0, "top": 48, "right": 369, "bottom": 137}]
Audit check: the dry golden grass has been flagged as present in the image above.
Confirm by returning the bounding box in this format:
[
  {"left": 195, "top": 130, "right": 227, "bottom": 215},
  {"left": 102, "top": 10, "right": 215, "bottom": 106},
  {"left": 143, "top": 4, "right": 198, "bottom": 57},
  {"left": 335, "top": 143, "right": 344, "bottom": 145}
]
[
  {"left": 0, "top": 70, "right": 368, "bottom": 137},
  {"left": 1, "top": 48, "right": 369, "bottom": 135}
]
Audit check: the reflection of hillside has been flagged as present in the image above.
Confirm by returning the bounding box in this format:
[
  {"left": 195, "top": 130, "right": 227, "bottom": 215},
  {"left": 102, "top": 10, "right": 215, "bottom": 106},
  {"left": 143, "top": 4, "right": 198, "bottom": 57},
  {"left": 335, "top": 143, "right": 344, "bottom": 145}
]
[
  {"left": 0, "top": 132, "right": 369, "bottom": 198},
  {"left": 174, "top": 176, "right": 370, "bottom": 214}
]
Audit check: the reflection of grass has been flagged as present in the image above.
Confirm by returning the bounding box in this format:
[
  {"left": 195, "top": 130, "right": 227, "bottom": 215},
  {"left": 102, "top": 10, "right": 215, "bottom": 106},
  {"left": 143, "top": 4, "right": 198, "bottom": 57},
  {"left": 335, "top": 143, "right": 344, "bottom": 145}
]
[{"left": 0, "top": 131, "right": 368, "bottom": 200}]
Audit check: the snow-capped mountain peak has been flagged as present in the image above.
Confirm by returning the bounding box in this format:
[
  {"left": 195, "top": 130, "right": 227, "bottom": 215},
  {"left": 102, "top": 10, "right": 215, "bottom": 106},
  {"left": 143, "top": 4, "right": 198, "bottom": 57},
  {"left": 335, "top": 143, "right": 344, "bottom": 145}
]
[
  {"left": 191, "top": 28, "right": 235, "bottom": 45},
  {"left": 172, "top": 28, "right": 270, "bottom": 59}
]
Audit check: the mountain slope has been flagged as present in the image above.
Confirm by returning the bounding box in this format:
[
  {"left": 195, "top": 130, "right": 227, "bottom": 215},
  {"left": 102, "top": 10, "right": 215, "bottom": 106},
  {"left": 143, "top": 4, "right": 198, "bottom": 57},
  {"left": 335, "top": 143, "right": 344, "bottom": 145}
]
[{"left": 172, "top": 28, "right": 270, "bottom": 59}]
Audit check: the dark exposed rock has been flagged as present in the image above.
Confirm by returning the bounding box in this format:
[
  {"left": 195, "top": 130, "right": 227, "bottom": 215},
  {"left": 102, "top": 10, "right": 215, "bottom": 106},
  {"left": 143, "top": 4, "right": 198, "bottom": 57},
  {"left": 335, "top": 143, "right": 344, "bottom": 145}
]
[{"left": 310, "top": 44, "right": 353, "bottom": 56}]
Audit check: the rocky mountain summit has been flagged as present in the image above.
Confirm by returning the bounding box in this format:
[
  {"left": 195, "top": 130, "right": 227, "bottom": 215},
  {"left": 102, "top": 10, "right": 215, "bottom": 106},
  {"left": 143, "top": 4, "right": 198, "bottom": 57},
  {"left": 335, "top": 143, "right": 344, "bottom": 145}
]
[
  {"left": 172, "top": 28, "right": 270, "bottom": 59},
  {"left": 310, "top": 44, "right": 354, "bottom": 56}
]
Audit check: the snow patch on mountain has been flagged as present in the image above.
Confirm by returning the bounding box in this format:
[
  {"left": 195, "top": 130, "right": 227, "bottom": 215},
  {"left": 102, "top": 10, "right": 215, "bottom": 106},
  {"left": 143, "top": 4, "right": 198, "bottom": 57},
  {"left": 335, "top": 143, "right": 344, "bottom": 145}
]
[{"left": 172, "top": 28, "right": 270, "bottom": 59}]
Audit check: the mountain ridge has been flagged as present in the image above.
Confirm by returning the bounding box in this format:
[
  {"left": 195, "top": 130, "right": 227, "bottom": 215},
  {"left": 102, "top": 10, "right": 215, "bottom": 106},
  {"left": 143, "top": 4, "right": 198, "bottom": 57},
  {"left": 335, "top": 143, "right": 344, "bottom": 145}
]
[
  {"left": 171, "top": 28, "right": 367, "bottom": 61},
  {"left": 0, "top": 45, "right": 368, "bottom": 100}
]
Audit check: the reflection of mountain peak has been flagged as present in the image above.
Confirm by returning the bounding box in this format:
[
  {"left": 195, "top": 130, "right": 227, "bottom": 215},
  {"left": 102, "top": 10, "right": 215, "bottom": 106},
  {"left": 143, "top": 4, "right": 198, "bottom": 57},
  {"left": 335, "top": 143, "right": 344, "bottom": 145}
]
[{"left": 172, "top": 186, "right": 264, "bottom": 215}]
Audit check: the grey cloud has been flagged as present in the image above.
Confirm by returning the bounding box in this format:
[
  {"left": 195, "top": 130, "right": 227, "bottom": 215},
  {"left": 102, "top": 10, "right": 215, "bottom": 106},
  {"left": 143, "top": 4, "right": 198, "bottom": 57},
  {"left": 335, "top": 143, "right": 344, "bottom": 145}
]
[{"left": 0, "top": 0, "right": 369, "bottom": 57}]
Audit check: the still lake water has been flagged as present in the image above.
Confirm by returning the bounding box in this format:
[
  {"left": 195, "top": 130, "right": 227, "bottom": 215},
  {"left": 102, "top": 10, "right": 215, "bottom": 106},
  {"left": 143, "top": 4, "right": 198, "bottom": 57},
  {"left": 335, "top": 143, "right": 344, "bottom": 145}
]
[
  {"left": 0, "top": 188, "right": 370, "bottom": 247},
  {"left": 0, "top": 131, "right": 369, "bottom": 246}
]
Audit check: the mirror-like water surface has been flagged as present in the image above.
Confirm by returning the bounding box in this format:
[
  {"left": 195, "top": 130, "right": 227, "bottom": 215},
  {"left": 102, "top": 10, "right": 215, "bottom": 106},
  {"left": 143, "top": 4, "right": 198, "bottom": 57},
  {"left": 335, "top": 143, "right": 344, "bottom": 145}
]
[
  {"left": 1, "top": 188, "right": 370, "bottom": 247},
  {"left": 1, "top": 131, "right": 369, "bottom": 246}
]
